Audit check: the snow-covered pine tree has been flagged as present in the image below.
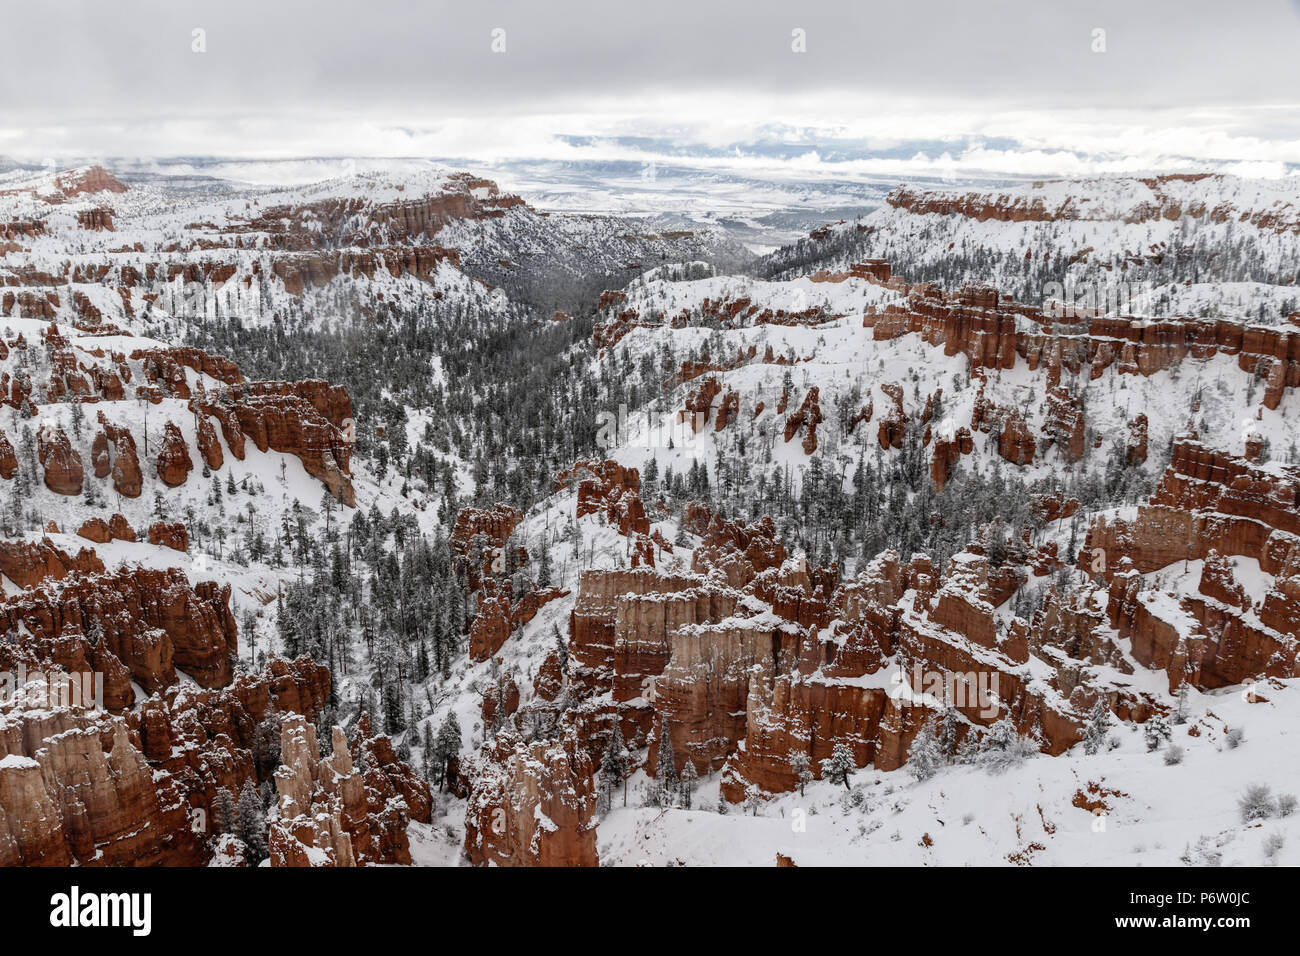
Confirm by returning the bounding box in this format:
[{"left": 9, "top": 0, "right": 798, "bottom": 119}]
[
  {"left": 789, "top": 751, "right": 812, "bottom": 796},
  {"left": 655, "top": 720, "right": 678, "bottom": 806},
  {"left": 433, "top": 712, "right": 463, "bottom": 791},
  {"left": 1143, "top": 713, "right": 1172, "bottom": 752},
  {"left": 977, "top": 718, "right": 1036, "bottom": 773},
  {"left": 938, "top": 705, "right": 960, "bottom": 758},
  {"left": 1082, "top": 698, "right": 1110, "bottom": 755},
  {"left": 211, "top": 787, "right": 236, "bottom": 835},
  {"left": 599, "top": 722, "right": 627, "bottom": 809},
  {"left": 236, "top": 780, "right": 268, "bottom": 864},
  {"left": 679, "top": 758, "right": 698, "bottom": 810},
  {"left": 536, "top": 539, "right": 553, "bottom": 588},
  {"left": 1174, "top": 680, "right": 1190, "bottom": 724},
  {"left": 552, "top": 623, "right": 568, "bottom": 671},
  {"left": 820, "top": 743, "right": 856, "bottom": 789},
  {"left": 907, "top": 715, "right": 945, "bottom": 781}
]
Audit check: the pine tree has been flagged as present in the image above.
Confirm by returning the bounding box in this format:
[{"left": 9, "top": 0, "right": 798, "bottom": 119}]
[
  {"left": 907, "top": 715, "right": 945, "bottom": 781},
  {"left": 537, "top": 540, "right": 553, "bottom": 588},
  {"left": 252, "top": 709, "right": 282, "bottom": 779},
  {"left": 383, "top": 678, "right": 406, "bottom": 737},
  {"left": 937, "top": 706, "right": 960, "bottom": 758},
  {"left": 433, "top": 712, "right": 463, "bottom": 791},
  {"left": 552, "top": 624, "right": 568, "bottom": 672},
  {"left": 679, "top": 758, "right": 698, "bottom": 810},
  {"left": 600, "top": 721, "right": 627, "bottom": 809},
  {"left": 655, "top": 720, "right": 678, "bottom": 806},
  {"left": 820, "top": 743, "right": 856, "bottom": 789},
  {"left": 978, "top": 719, "right": 1036, "bottom": 773},
  {"left": 1143, "top": 713, "right": 1172, "bottom": 752},
  {"left": 1174, "top": 680, "right": 1190, "bottom": 725},
  {"left": 1083, "top": 699, "right": 1110, "bottom": 755},
  {"left": 236, "top": 780, "right": 268, "bottom": 864},
  {"left": 789, "top": 751, "right": 812, "bottom": 796},
  {"left": 316, "top": 702, "right": 338, "bottom": 759},
  {"left": 211, "top": 787, "right": 237, "bottom": 835}
]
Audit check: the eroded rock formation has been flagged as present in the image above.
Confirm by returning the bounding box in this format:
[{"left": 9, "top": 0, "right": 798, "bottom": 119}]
[{"left": 464, "top": 728, "right": 598, "bottom": 867}]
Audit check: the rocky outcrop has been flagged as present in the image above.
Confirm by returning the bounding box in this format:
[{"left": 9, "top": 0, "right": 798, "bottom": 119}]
[
  {"left": 1031, "top": 493, "right": 1080, "bottom": 525},
  {"left": 534, "top": 650, "right": 565, "bottom": 702},
  {"left": 1126, "top": 413, "right": 1149, "bottom": 465},
  {"left": 54, "top": 165, "right": 129, "bottom": 198},
  {"left": 131, "top": 655, "right": 330, "bottom": 831},
  {"left": 270, "top": 711, "right": 431, "bottom": 867},
  {"left": 468, "top": 579, "right": 515, "bottom": 664},
  {"left": 451, "top": 503, "right": 522, "bottom": 559},
  {"left": 783, "top": 387, "right": 824, "bottom": 454},
  {"left": 0, "top": 656, "right": 326, "bottom": 867},
  {"left": 562, "top": 527, "right": 1092, "bottom": 806},
  {"left": 0, "top": 697, "right": 201, "bottom": 866},
  {"left": 1085, "top": 436, "right": 1300, "bottom": 577},
  {"left": 77, "top": 517, "right": 112, "bottom": 543},
  {"left": 155, "top": 421, "right": 193, "bottom": 487},
  {"left": 468, "top": 436, "right": 1293, "bottom": 821},
  {"left": 689, "top": 511, "right": 788, "bottom": 587},
  {"left": 877, "top": 383, "right": 906, "bottom": 449},
  {"left": 225, "top": 381, "right": 354, "bottom": 505},
  {"left": 868, "top": 284, "right": 1018, "bottom": 371},
  {"left": 569, "top": 567, "right": 705, "bottom": 700},
  {"left": 867, "top": 266, "right": 1300, "bottom": 407},
  {"left": 350, "top": 712, "right": 433, "bottom": 834},
  {"left": 37, "top": 426, "right": 83, "bottom": 495},
  {"left": 97, "top": 419, "right": 142, "bottom": 498},
  {"left": 556, "top": 459, "right": 649, "bottom": 537},
  {"left": 129, "top": 346, "right": 244, "bottom": 392},
  {"left": 148, "top": 520, "right": 189, "bottom": 553},
  {"left": 887, "top": 175, "right": 1300, "bottom": 235},
  {"left": 0, "top": 566, "right": 237, "bottom": 693},
  {"left": 0, "top": 599, "right": 310, "bottom": 869},
  {"left": 464, "top": 728, "right": 598, "bottom": 867},
  {"left": 998, "top": 411, "right": 1036, "bottom": 465},
  {"left": 680, "top": 377, "right": 722, "bottom": 432},
  {"left": 481, "top": 672, "right": 520, "bottom": 730},
  {"left": 269, "top": 716, "right": 362, "bottom": 867},
  {"left": 468, "top": 579, "right": 570, "bottom": 662},
  {"left": 0, "top": 538, "right": 104, "bottom": 588},
  {"left": 1080, "top": 437, "right": 1300, "bottom": 693},
  {"left": 0, "top": 429, "right": 16, "bottom": 480},
  {"left": 654, "top": 621, "right": 801, "bottom": 776},
  {"left": 450, "top": 503, "right": 524, "bottom": 589},
  {"left": 593, "top": 307, "right": 656, "bottom": 351},
  {"left": 108, "top": 513, "right": 136, "bottom": 542},
  {"left": 90, "top": 430, "right": 111, "bottom": 478},
  {"left": 930, "top": 426, "right": 973, "bottom": 489},
  {"left": 1043, "top": 387, "right": 1086, "bottom": 463},
  {"left": 76, "top": 207, "right": 115, "bottom": 231},
  {"left": 191, "top": 399, "right": 245, "bottom": 460},
  {"left": 194, "top": 414, "right": 223, "bottom": 470}
]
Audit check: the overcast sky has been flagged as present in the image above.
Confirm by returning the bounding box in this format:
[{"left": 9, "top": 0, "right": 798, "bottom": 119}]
[{"left": 2, "top": 0, "right": 1299, "bottom": 177}]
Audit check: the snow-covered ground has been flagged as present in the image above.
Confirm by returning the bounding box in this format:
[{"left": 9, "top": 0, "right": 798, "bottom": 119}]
[{"left": 596, "top": 679, "right": 1300, "bottom": 867}]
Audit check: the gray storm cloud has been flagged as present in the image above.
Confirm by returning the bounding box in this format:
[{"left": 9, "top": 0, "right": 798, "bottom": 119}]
[{"left": 0, "top": 0, "right": 1297, "bottom": 168}]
